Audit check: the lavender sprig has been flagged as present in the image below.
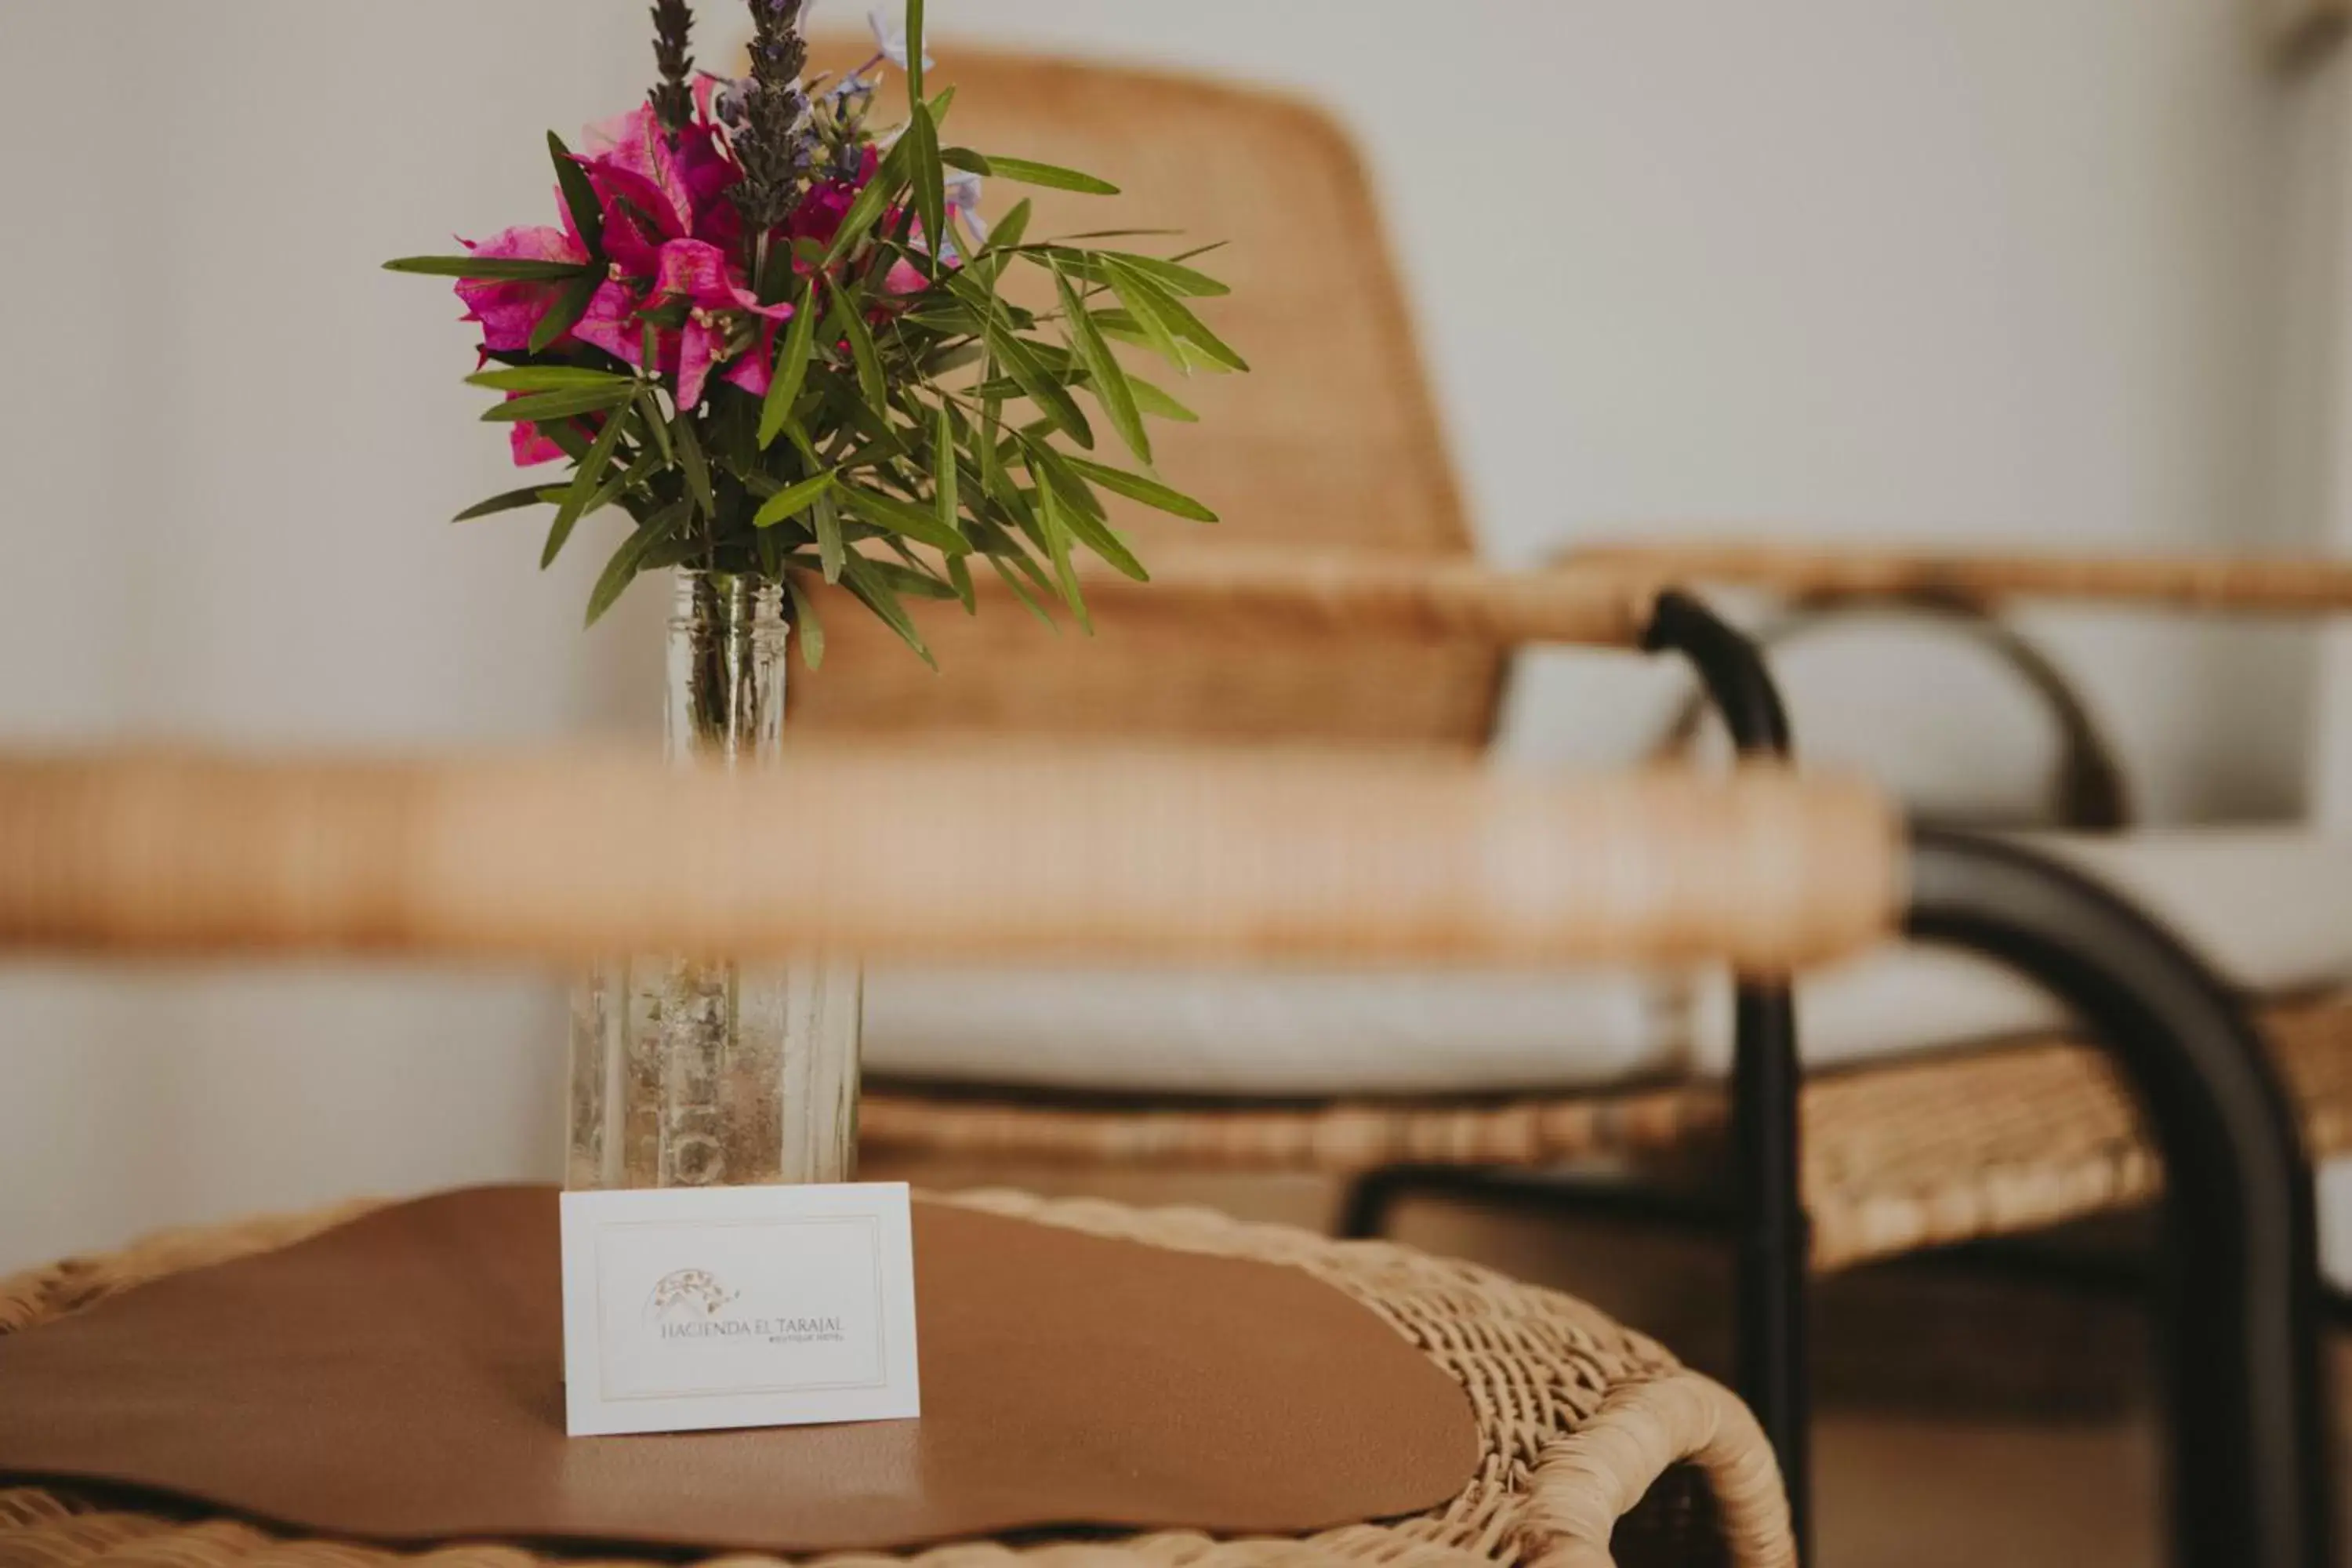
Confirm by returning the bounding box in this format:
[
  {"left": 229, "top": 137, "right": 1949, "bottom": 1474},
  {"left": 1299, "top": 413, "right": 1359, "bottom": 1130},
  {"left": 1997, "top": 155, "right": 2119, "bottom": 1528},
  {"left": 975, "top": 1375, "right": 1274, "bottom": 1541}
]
[
  {"left": 650, "top": 0, "right": 697, "bottom": 143},
  {"left": 732, "top": 0, "right": 812, "bottom": 234}
]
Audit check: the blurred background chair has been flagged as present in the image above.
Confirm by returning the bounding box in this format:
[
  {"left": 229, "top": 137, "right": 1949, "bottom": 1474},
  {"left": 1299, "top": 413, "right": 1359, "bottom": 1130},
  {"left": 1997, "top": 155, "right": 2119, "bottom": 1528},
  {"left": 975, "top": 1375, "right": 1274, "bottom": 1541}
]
[{"left": 782, "top": 47, "right": 2352, "bottom": 1308}]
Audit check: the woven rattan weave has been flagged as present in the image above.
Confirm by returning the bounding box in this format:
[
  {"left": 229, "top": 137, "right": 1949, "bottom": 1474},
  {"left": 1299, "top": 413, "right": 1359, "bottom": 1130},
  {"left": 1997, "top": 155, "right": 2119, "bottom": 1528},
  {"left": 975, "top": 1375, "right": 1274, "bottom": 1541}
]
[
  {"left": 0, "top": 1192, "right": 1792, "bottom": 1568},
  {"left": 866, "top": 993, "right": 2352, "bottom": 1274}
]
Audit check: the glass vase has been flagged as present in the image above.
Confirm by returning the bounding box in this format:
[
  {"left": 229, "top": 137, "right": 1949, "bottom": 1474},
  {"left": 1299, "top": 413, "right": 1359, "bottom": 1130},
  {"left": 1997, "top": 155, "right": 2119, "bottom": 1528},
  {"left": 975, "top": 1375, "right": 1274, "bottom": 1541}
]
[{"left": 566, "top": 571, "right": 862, "bottom": 1190}]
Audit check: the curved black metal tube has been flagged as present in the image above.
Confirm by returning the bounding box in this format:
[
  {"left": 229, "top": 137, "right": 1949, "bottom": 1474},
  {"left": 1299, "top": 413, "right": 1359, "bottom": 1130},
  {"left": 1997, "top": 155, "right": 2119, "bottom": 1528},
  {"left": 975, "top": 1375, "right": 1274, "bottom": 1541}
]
[
  {"left": 1341, "top": 590, "right": 1814, "bottom": 1548},
  {"left": 1907, "top": 831, "right": 2330, "bottom": 1568},
  {"left": 1641, "top": 591, "right": 1810, "bottom": 1553}
]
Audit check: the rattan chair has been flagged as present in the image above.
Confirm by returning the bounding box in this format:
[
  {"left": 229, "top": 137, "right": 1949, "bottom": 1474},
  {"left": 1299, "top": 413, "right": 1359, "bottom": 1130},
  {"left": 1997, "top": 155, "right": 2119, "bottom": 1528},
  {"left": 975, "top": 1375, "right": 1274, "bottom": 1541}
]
[
  {"left": 761, "top": 49, "right": 2352, "bottom": 1535},
  {"left": 770, "top": 53, "right": 2352, "bottom": 1294},
  {"left": 0, "top": 746, "right": 2327, "bottom": 1566},
  {"left": 777, "top": 49, "right": 1829, "bottom": 1502},
  {"left": 1494, "top": 542, "right": 2352, "bottom": 1273}
]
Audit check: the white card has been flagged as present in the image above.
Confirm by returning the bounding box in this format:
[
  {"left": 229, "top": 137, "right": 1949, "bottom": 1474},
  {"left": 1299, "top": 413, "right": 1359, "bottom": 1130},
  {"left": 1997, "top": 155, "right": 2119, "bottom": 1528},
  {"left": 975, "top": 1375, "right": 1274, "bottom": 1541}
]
[{"left": 560, "top": 1183, "right": 921, "bottom": 1438}]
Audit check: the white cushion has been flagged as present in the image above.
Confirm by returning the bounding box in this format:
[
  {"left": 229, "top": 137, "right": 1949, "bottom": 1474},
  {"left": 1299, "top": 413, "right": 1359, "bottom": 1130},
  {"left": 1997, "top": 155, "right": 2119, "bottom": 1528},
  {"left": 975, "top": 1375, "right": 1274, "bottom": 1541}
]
[{"left": 862, "top": 828, "right": 2352, "bottom": 1098}]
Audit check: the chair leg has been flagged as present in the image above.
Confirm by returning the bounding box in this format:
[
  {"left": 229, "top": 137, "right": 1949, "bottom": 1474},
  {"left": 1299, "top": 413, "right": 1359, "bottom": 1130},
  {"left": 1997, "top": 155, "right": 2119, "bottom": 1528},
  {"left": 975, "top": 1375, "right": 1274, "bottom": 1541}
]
[
  {"left": 1731, "top": 984, "right": 1810, "bottom": 1557},
  {"left": 1338, "top": 1167, "right": 1414, "bottom": 1240},
  {"left": 1643, "top": 589, "right": 1813, "bottom": 1559},
  {"left": 1908, "top": 830, "right": 2332, "bottom": 1568}
]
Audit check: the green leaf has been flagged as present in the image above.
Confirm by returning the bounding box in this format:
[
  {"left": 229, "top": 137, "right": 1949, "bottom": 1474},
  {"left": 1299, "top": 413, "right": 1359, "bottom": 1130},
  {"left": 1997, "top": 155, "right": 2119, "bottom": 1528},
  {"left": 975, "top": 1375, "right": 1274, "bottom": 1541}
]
[
  {"left": 905, "top": 0, "right": 927, "bottom": 103},
  {"left": 481, "top": 384, "right": 636, "bottom": 423},
  {"left": 986, "top": 320, "right": 1094, "bottom": 449},
  {"left": 1027, "top": 445, "right": 1148, "bottom": 582},
  {"left": 838, "top": 482, "right": 973, "bottom": 556},
  {"left": 924, "top": 342, "right": 987, "bottom": 378},
  {"left": 1062, "top": 456, "right": 1219, "bottom": 521},
  {"left": 1093, "top": 250, "right": 1231, "bottom": 298},
  {"left": 862, "top": 558, "right": 961, "bottom": 601},
  {"left": 1126, "top": 376, "right": 1199, "bottom": 423},
  {"left": 759, "top": 278, "right": 822, "bottom": 448},
  {"left": 985, "top": 157, "right": 1120, "bottom": 195},
  {"left": 946, "top": 553, "right": 978, "bottom": 614},
  {"left": 933, "top": 401, "right": 962, "bottom": 543},
  {"left": 815, "top": 491, "right": 847, "bottom": 582},
  {"left": 985, "top": 198, "right": 1033, "bottom": 257},
  {"left": 972, "top": 397, "right": 1025, "bottom": 517},
  {"left": 543, "top": 405, "right": 633, "bottom": 569},
  {"left": 673, "top": 416, "right": 715, "bottom": 520},
  {"left": 1097, "top": 275, "right": 1187, "bottom": 372},
  {"left": 715, "top": 389, "right": 760, "bottom": 477},
  {"left": 826, "top": 274, "right": 889, "bottom": 416},
  {"left": 548, "top": 131, "right": 605, "bottom": 259},
  {"left": 840, "top": 554, "right": 938, "bottom": 668},
  {"left": 753, "top": 469, "right": 839, "bottom": 531},
  {"left": 967, "top": 510, "right": 1052, "bottom": 586},
  {"left": 541, "top": 419, "right": 593, "bottom": 463},
  {"left": 452, "top": 486, "right": 554, "bottom": 523},
  {"left": 1054, "top": 260, "right": 1150, "bottom": 465},
  {"left": 785, "top": 573, "right": 826, "bottom": 670},
  {"left": 906, "top": 103, "right": 946, "bottom": 289},
  {"left": 465, "top": 366, "right": 634, "bottom": 394},
  {"left": 384, "top": 256, "right": 595, "bottom": 281},
  {"left": 529, "top": 274, "right": 601, "bottom": 354},
  {"left": 927, "top": 85, "right": 956, "bottom": 124},
  {"left": 983, "top": 550, "right": 1057, "bottom": 628},
  {"left": 941, "top": 147, "right": 993, "bottom": 175},
  {"left": 614, "top": 439, "right": 666, "bottom": 495},
  {"left": 1032, "top": 459, "right": 1090, "bottom": 630},
  {"left": 585, "top": 500, "right": 690, "bottom": 627},
  {"left": 824, "top": 133, "right": 911, "bottom": 266},
  {"left": 635, "top": 390, "right": 675, "bottom": 465},
  {"left": 1104, "top": 259, "right": 1249, "bottom": 372}
]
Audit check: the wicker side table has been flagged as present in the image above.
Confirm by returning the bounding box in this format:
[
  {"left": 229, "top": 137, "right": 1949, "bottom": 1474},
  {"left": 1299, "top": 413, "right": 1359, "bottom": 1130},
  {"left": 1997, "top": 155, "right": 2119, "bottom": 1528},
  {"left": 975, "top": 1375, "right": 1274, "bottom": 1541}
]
[{"left": 0, "top": 1191, "right": 1792, "bottom": 1568}]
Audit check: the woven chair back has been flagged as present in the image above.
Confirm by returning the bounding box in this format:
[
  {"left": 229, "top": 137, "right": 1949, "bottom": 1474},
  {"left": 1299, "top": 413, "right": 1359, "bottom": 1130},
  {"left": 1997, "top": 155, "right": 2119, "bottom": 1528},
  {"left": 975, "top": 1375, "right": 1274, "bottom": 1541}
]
[{"left": 789, "top": 42, "right": 1501, "bottom": 749}]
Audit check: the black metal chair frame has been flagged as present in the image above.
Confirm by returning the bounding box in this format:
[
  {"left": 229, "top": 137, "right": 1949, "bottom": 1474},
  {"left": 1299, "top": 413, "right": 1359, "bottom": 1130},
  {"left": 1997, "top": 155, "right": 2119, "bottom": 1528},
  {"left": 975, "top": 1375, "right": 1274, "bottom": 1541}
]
[{"left": 1341, "top": 590, "right": 2331, "bottom": 1568}]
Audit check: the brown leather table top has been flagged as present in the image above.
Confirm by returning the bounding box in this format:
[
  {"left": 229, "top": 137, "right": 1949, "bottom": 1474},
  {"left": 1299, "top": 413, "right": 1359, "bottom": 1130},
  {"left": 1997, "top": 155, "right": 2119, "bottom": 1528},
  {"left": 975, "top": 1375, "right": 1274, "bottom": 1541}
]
[{"left": 0, "top": 1187, "right": 1479, "bottom": 1554}]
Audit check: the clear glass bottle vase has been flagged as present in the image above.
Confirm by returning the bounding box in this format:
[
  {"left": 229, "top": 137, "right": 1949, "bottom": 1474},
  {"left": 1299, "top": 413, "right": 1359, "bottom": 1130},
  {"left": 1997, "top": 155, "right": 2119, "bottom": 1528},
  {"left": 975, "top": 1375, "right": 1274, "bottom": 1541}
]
[{"left": 566, "top": 571, "right": 862, "bottom": 1190}]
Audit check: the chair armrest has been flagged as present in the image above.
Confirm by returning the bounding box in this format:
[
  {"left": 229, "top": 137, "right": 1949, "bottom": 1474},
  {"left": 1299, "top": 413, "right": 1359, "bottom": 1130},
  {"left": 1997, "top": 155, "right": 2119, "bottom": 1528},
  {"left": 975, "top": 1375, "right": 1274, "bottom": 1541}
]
[
  {"left": 1559, "top": 541, "right": 2352, "bottom": 616},
  {"left": 0, "top": 749, "right": 1899, "bottom": 973},
  {"left": 909, "top": 545, "right": 1667, "bottom": 650}
]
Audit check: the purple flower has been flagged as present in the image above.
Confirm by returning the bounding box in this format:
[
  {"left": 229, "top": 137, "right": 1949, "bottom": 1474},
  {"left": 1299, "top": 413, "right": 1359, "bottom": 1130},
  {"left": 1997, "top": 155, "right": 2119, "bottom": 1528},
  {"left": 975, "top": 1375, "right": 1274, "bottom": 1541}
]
[{"left": 867, "top": 5, "right": 935, "bottom": 71}]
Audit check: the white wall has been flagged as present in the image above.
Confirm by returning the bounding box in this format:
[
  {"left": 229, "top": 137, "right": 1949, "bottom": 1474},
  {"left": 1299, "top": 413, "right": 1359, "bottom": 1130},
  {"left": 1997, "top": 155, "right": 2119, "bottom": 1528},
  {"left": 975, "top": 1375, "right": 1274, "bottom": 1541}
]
[{"left": 0, "top": 1, "right": 2327, "bottom": 1272}]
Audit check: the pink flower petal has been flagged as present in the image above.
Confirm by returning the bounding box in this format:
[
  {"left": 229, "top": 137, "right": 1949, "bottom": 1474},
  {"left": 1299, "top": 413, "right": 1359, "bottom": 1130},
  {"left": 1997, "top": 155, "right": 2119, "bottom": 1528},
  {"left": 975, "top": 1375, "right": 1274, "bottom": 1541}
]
[
  {"left": 724, "top": 319, "right": 786, "bottom": 397},
  {"left": 675, "top": 122, "right": 746, "bottom": 245},
  {"left": 511, "top": 421, "right": 566, "bottom": 467},
  {"left": 456, "top": 226, "right": 588, "bottom": 353},
  {"left": 654, "top": 238, "right": 742, "bottom": 307},
  {"left": 676, "top": 321, "right": 725, "bottom": 412},
  {"left": 571, "top": 280, "right": 650, "bottom": 368},
  {"left": 584, "top": 103, "right": 693, "bottom": 240}
]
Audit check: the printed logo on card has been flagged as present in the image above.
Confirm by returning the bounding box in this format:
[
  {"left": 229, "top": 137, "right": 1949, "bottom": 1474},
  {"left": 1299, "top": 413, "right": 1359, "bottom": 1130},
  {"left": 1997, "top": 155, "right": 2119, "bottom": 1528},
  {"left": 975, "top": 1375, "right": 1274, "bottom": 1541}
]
[
  {"left": 644, "top": 1269, "right": 738, "bottom": 1324},
  {"left": 642, "top": 1266, "right": 851, "bottom": 1345}
]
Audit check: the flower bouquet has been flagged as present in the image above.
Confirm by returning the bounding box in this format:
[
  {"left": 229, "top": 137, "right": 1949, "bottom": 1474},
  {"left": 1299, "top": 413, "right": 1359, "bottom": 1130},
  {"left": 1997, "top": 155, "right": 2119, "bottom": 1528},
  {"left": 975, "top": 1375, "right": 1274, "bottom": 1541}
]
[
  {"left": 388, "top": 0, "right": 1239, "bottom": 659},
  {"left": 388, "top": 0, "right": 1243, "bottom": 1192}
]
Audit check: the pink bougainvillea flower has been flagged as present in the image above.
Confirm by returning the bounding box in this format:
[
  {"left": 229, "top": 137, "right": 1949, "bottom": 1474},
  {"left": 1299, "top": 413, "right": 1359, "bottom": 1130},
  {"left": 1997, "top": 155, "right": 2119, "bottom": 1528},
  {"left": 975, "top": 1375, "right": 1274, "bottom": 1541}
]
[
  {"left": 570, "top": 278, "right": 659, "bottom": 376},
  {"left": 456, "top": 226, "right": 588, "bottom": 353},
  {"left": 579, "top": 103, "right": 744, "bottom": 276},
  {"left": 724, "top": 324, "right": 786, "bottom": 398},
  {"left": 510, "top": 418, "right": 566, "bottom": 467},
  {"left": 571, "top": 241, "right": 793, "bottom": 411},
  {"left": 673, "top": 122, "right": 746, "bottom": 249},
  {"left": 784, "top": 147, "right": 883, "bottom": 256},
  {"left": 654, "top": 240, "right": 793, "bottom": 408}
]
